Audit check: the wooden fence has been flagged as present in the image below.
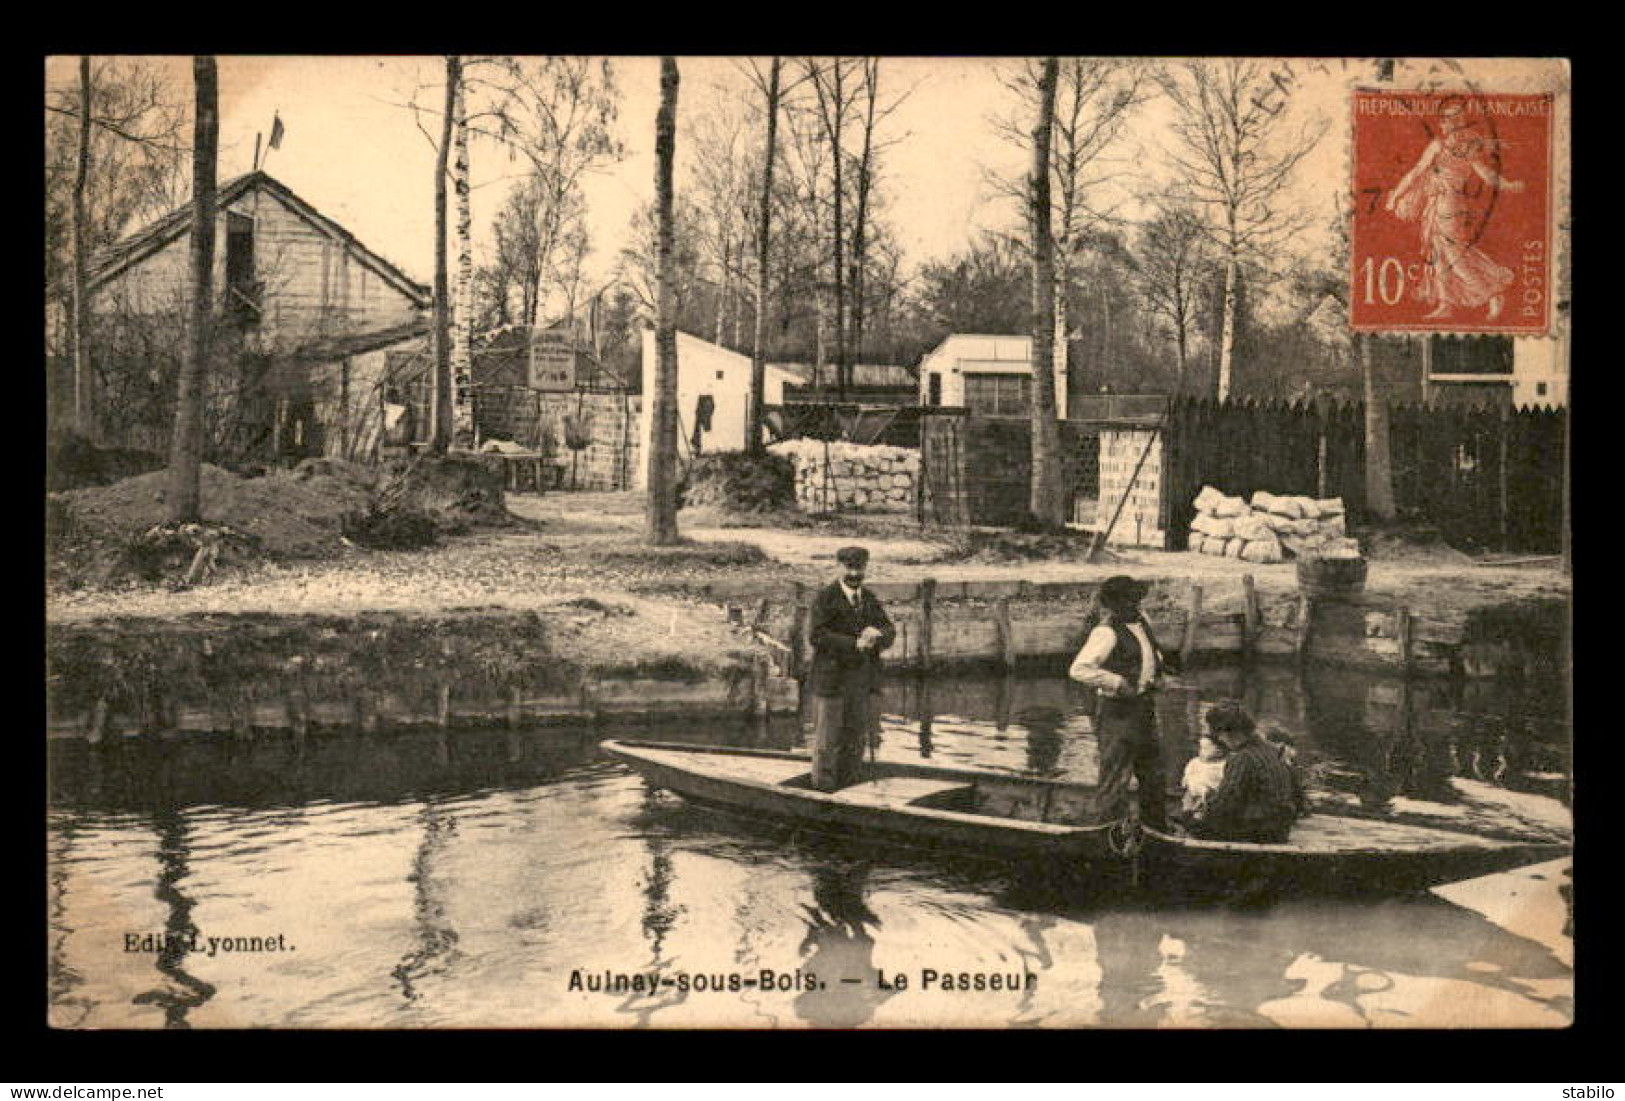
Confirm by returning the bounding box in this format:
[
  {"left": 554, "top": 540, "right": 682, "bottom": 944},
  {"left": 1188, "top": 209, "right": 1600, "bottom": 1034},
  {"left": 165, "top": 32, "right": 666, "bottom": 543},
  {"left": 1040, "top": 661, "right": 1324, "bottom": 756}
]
[
  {"left": 919, "top": 411, "right": 1101, "bottom": 527},
  {"left": 1161, "top": 397, "right": 1567, "bottom": 554}
]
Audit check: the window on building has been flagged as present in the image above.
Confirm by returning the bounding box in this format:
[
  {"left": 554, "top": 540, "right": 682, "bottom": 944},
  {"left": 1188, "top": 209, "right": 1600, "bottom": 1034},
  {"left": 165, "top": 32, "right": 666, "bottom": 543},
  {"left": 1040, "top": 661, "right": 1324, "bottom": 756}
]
[
  {"left": 927, "top": 373, "right": 942, "bottom": 406},
  {"left": 225, "top": 212, "right": 260, "bottom": 325},
  {"left": 1536, "top": 382, "right": 1548, "bottom": 396},
  {"left": 963, "top": 373, "right": 1031, "bottom": 416},
  {"left": 1429, "top": 335, "right": 1513, "bottom": 375}
]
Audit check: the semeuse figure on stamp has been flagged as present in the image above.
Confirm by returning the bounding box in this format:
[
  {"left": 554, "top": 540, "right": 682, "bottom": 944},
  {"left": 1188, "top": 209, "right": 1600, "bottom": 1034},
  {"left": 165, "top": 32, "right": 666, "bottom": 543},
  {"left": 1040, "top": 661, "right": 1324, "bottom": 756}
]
[
  {"left": 806, "top": 546, "right": 896, "bottom": 792},
  {"left": 1385, "top": 97, "right": 1526, "bottom": 321},
  {"left": 1186, "top": 700, "right": 1305, "bottom": 844},
  {"left": 1068, "top": 575, "right": 1181, "bottom": 830}
]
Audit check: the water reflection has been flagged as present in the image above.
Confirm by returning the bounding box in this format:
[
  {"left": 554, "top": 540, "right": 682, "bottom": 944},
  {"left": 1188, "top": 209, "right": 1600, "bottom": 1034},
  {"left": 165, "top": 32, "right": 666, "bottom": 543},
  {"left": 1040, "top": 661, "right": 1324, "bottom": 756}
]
[
  {"left": 129, "top": 808, "right": 215, "bottom": 1028},
  {"left": 391, "top": 800, "right": 461, "bottom": 1003},
  {"left": 793, "top": 861, "right": 894, "bottom": 1027},
  {"left": 46, "top": 661, "right": 1571, "bottom": 1029}
]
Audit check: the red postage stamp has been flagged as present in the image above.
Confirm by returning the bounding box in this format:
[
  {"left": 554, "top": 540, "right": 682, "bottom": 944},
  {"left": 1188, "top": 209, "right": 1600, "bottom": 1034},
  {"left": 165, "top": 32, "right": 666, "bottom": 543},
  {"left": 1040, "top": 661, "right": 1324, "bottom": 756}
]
[{"left": 1350, "top": 90, "right": 1554, "bottom": 335}]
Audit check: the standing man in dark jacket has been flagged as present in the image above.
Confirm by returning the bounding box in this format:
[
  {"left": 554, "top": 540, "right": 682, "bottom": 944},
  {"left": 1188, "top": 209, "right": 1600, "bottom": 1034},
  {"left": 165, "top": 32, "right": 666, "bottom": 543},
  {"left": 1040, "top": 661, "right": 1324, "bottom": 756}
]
[
  {"left": 807, "top": 546, "right": 896, "bottom": 791},
  {"left": 1068, "top": 575, "right": 1180, "bottom": 829}
]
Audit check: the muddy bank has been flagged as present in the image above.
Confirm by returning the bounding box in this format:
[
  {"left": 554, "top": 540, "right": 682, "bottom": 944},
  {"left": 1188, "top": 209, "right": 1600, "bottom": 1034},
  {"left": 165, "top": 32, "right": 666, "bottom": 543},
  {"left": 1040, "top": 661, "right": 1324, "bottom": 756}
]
[{"left": 46, "top": 608, "right": 796, "bottom": 743}]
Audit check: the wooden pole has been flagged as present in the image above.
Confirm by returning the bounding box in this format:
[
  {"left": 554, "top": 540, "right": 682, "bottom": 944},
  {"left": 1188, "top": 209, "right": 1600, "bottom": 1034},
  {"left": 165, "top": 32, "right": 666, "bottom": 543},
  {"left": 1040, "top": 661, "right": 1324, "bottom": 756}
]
[
  {"left": 919, "top": 578, "right": 937, "bottom": 672},
  {"left": 791, "top": 581, "right": 810, "bottom": 678},
  {"left": 1241, "top": 574, "right": 1260, "bottom": 657},
  {"left": 1181, "top": 583, "right": 1203, "bottom": 666},
  {"left": 1295, "top": 594, "right": 1315, "bottom": 664},
  {"left": 1089, "top": 425, "right": 1161, "bottom": 562},
  {"left": 1397, "top": 605, "right": 1414, "bottom": 677}
]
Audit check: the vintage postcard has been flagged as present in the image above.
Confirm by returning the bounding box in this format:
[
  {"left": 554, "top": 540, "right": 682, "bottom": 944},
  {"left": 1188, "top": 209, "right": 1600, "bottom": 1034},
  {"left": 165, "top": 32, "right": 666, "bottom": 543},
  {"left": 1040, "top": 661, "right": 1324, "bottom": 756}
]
[{"left": 45, "top": 55, "right": 1571, "bottom": 1030}]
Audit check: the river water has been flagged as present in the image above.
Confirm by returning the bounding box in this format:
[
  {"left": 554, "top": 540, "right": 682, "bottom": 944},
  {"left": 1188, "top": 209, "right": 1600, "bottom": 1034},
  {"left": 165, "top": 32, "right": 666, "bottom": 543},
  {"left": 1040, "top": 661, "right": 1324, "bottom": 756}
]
[{"left": 47, "top": 662, "right": 1573, "bottom": 1029}]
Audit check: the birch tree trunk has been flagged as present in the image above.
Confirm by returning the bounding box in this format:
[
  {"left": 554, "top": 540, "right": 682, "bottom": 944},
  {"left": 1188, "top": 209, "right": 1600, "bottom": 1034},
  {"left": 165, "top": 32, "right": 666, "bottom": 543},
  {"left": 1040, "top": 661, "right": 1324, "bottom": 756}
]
[
  {"left": 1028, "top": 58, "right": 1065, "bottom": 527},
  {"left": 451, "top": 75, "right": 474, "bottom": 447},
  {"left": 71, "top": 55, "right": 94, "bottom": 441},
  {"left": 747, "top": 57, "right": 781, "bottom": 455},
  {"left": 1217, "top": 251, "right": 1238, "bottom": 402},
  {"left": 429, "top": 57, "right": 458, "bottom": 453},
  {"left": 167, "top": 55, "right": 218, "bottom": 524},
  {"left": 1361, "top": 333, "right": 1397, "bottom": 520},
  {"left": 1053, "top": 271, "right": 1069, "bottom": 408},
  {"left": 646, "top": 57, "right": 681, "bottom": 545}
]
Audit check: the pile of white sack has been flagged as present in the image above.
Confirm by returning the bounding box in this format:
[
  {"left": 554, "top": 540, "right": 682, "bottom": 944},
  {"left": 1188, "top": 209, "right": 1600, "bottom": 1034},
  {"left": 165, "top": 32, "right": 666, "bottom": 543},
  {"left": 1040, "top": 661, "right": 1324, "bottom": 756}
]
[{"left": 1187, "top": 486, "right": 1361, "bottom": 562}]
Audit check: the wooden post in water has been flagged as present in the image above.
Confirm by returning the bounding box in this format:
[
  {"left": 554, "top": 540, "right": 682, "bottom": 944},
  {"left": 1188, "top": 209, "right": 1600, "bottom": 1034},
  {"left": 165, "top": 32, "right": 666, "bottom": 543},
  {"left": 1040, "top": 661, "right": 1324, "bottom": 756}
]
[
  {"left": 1181, "top": 583, "right": 1203, "bottom": 667},
  {"left": 791, "top": 581, "right": 810, "bottom": 679},
  {"left": 1295, "top": 594, "right": 1315, "bottom": 664},
  {"left": 1397, "top": 605, "right": 1415, "bottom": 677},
  {"left": 508, "top": 684, "right": 524, "bottom": 729},
  {"left": 919, "top": 578, "right": 937, "bottom": 672},
  {"left": 87, "top": 696, "right": 109, "bottom": 747},
  {"left": 1242, "top": 574, "right": 1260, "bottom": 657},
  {"left": 995, "top": 596, "right": 1015, "bottom": 671}
]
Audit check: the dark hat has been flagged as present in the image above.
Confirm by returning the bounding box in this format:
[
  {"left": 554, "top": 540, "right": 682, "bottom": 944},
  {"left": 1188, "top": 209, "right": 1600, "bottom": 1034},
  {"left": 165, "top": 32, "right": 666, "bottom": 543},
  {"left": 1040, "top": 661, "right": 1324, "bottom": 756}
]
[
  {"left": 836, "top": 546, "right": 870, "bottom": 568},
  {"left": 1099, "top": 574, "right": 1149, "bottom": 607}
]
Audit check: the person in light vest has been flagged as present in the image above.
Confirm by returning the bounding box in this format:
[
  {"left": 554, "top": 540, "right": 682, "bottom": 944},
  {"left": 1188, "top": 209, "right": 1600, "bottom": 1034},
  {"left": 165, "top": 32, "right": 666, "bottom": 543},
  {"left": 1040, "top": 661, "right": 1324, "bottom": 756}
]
[{"left": 1069, "top": 575, "right": 1180, "bottom": 829}]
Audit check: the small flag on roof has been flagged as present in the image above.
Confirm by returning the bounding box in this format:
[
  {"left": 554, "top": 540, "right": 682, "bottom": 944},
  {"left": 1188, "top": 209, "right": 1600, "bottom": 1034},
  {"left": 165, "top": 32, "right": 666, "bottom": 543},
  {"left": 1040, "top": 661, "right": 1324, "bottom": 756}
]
[{"left": 268, "top": 111, "right": 285, "bottom": 149}]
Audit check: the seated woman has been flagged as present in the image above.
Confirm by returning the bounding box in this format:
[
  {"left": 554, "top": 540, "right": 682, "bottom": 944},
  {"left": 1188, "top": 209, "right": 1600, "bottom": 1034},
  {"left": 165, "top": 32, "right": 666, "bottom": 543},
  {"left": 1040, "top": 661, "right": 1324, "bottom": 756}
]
[{"left": 1186, "top": 701, "right": 1303, "bottom": 844}]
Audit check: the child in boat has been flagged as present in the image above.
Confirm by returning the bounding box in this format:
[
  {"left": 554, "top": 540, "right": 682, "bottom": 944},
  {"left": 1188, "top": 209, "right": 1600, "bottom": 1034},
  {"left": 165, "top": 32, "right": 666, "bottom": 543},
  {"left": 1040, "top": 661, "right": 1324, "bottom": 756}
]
[{"left": 1180, "top": 734, "right": 1228, "bottom": 821}]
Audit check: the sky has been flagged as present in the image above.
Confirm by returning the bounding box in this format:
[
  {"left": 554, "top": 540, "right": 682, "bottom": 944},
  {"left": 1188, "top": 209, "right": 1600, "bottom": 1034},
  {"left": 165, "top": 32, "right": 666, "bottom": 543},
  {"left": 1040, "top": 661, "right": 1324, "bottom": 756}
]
[{"left": 45, "top": 56, "right": 1570, "bottom": 304}]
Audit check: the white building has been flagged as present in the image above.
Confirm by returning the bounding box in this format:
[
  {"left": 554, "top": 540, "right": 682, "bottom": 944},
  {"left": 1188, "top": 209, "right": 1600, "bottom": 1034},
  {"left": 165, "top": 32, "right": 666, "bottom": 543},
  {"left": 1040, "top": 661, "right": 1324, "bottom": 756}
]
[
  {"left": 1424, "top": 334, "right": 1569, "bottom": 409},
  {"left": 916, "top": 334, "right": 1068, "bottom": 417},
  {"left": 636, "top": 330, "right": 798, "bottom": 487}
]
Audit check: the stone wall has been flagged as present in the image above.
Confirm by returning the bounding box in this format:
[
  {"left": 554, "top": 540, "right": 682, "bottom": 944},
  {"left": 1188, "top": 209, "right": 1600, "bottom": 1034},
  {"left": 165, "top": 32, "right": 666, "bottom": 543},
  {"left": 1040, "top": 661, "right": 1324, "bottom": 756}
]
[{"left": 769, "top": 439, "right": 919, "bottom": 512}]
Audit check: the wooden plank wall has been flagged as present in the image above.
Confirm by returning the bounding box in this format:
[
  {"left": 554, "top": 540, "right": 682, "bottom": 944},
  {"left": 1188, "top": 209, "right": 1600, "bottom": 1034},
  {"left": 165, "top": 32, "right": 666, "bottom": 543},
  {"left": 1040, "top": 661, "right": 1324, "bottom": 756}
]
[{"left": 1162, "top": 397, "right": 1566, "bottom": 554}]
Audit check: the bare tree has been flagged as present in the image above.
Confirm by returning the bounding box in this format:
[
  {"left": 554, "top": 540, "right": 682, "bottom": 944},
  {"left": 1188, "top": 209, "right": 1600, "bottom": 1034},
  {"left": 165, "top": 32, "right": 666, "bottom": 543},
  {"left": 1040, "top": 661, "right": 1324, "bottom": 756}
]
[
  {"left": 1154, "top": 58, "right": 1324, "bottom": 401},
  {"left": 402, "top": 56, "right": 621, "bottom": 381},
  {"left": 167, "top": 56, "right": 217, "bottom": 524},
  {"left": 71, "top": 57, "right": 93, "bottom": 438},
  {"left": 428, "top": 56, "right": 458, "bottom": 453},
  {"left": 451, "top": 73, "right": 474, "bottom": 445},
  {"left": 647, "top": 57, "right": 681, "bottom": 545},
  {"left": 1136, "top": 204, "right": 1209, "bottom": 392},
  {"left": 801, "top": 57, "right": 862, "bottom": 398},
  {"left": 996, "top": 57, "right": 1146, "bottom": 387},
  {"left": 1028, "top": 58, "right": 1065, "bottom": 527},
  {"left": 46, "top": 56, "right": 188, "bottom": 439},
  {"left": 745, "top": 56, "right": 783, "bottom": 454}
]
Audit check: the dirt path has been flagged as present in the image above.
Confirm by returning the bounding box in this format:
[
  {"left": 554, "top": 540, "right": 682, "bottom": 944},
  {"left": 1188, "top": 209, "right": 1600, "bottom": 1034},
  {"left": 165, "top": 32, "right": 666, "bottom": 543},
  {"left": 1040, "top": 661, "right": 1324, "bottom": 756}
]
[
  {"left": 509, "top": 492, "right": 1571, "bottom": 616},
  {"left": 47, "top": 490, "right": 1568, "bottom": 628}
]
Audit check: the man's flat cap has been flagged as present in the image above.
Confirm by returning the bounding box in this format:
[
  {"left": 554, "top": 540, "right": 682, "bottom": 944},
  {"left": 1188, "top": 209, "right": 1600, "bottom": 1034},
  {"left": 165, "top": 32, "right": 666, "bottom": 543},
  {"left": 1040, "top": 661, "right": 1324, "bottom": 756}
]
[{"left": 836, "top": 546, "right": 870, "bottom": 567}]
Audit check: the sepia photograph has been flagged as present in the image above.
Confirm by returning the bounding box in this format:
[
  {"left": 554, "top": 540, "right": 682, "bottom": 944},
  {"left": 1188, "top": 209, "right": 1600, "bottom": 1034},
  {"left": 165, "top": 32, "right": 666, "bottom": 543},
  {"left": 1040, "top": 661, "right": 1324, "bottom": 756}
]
[{"left": 43, "top": 54, "right": 1572, "bottom": 1030}]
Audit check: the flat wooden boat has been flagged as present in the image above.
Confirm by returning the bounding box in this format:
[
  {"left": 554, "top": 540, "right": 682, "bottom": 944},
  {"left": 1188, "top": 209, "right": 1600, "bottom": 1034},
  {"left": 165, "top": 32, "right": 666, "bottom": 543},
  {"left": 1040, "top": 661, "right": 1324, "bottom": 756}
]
[
  {"left": 599, "top": 739, "right": 1122, "bottom": 866},
  {"left": 603, "top": 739, "right": 1569, "bottom": 895}
]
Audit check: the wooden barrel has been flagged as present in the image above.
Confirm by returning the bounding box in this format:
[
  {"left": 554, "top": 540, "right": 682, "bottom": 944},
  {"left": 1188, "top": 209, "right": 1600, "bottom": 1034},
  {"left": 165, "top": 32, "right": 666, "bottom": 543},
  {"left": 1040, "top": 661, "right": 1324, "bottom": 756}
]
[{"left": 1297, "top": 556, "right": 1367, "bottom": 600}]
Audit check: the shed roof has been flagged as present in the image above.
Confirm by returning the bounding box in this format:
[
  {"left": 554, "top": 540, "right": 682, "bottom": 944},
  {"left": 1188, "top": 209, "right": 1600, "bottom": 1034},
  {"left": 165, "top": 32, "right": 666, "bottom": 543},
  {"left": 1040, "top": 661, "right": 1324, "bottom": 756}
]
[{"left": 88, "top": 171, "right": 432, "bottom": 308}]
